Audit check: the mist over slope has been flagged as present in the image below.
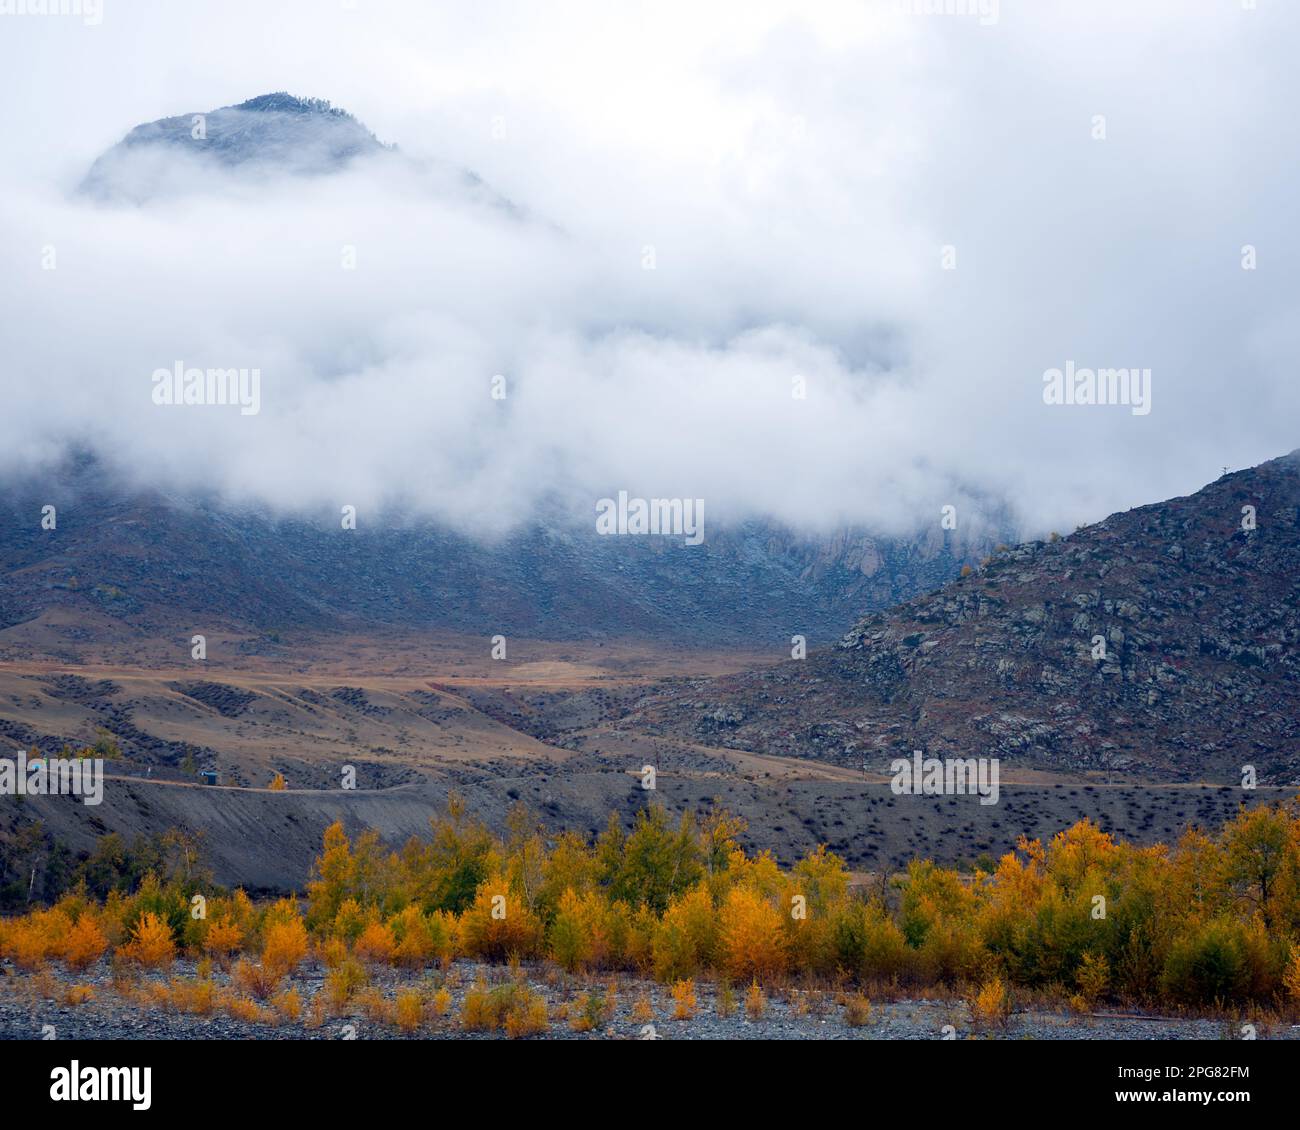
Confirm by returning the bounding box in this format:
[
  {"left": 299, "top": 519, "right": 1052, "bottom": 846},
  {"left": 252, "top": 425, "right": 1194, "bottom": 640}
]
[
  {"left": 8, "top": 12, "right": 1300, "bottom": 546},
  {"left": 0, "top": 455, "right": 1003, "bottom": 648}
]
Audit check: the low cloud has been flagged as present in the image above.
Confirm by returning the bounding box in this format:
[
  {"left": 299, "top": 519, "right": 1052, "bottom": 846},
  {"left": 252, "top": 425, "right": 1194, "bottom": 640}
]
[{"left": 0, "top": 0, "right": 1297, "bottom": 540}]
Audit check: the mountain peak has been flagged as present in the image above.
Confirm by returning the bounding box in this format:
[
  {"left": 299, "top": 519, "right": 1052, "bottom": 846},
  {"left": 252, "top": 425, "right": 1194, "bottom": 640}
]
[
  {"left": 80, "top": 92, "right": 387, "bottom": 201},
  {"left": 232, "top": 92, "right": 351, "bottom": 116}
]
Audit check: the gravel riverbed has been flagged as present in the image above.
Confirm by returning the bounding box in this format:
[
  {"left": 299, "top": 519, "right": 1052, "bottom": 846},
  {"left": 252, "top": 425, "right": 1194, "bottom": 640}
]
[{"left": 1, "top": 958, "right": 1293, "bottom": 1041}]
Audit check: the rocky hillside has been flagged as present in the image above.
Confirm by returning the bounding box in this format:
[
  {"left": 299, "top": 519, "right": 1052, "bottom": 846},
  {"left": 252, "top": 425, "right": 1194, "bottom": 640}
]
[
  {"left": 0, "top": 456, "right": 999, "bottom": 649},
  {"left": 628, "top": 452, "right": 1300, "bottom": 783}
]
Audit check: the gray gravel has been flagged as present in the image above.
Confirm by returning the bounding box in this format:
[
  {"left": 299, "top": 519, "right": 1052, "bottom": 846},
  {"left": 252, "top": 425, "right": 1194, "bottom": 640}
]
[{"left": 2, "top": 958, "right": 1294, "bottom": 1041}]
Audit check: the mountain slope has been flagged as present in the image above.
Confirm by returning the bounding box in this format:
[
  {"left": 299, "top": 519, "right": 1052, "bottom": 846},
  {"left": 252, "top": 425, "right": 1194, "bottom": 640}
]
[
  {"left": 0, "top": 457, "right": 1000, "bottom": 650},
  {"left": 628, "top": 452, "right": 1300, "bottom": 783}
]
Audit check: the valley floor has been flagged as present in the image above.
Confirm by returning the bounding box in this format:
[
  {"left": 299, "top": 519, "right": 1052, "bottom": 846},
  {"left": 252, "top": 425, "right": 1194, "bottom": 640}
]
[{"left": 2, "top": 630, "right": 1289, "bottom": 893}]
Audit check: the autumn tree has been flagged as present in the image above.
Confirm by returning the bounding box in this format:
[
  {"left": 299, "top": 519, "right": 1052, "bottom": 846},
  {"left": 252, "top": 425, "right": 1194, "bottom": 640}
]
[
  {"left": 719, "top": 886, "right": 787, "bottom": 982},
  {"left": 305, "top": 823, "right": 397, "bottom": 931},
  {"left": 399, "top": 794, "right": 494, "bottom": 915},
  {"left": 598, "top": 806, "right": 703, "bottom": 914},
  {"left": 1220, "top": 805, "right": 1298, "bottom": 929}
]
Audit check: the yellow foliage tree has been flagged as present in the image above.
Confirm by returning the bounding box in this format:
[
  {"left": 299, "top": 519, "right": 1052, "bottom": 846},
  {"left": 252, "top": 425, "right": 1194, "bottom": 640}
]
[
  {"left": 122, "top": 912, "right": 176, "bottom": 969},
  {"left": 262, "top": 916, "right": 308, "bottom": 976},
  {"left": 63, "top": 914, "right": 109, "bottom": 971},
  {"left": 459, "top": 877, "right": 543, "bottom": 962},
  {"left": 203, "top": 919, "right": 244, "bottom": 965},
  {"left": 354, "top": 919, "right": 396, "bottom": 965},
  {"left": 719, "top": 886, "right": 787, "bottom": 982}
]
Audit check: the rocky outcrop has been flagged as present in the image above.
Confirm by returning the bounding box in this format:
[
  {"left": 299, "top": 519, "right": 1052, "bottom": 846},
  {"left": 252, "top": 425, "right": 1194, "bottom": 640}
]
[{"left": 631, "top": 452, "right": 1300, "bottom": 783}]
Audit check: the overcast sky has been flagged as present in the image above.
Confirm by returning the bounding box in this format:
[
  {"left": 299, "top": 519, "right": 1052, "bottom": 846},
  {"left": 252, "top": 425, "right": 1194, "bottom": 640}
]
[{"left": 0, "top": 0, "right": 1296, "bottom": 537}]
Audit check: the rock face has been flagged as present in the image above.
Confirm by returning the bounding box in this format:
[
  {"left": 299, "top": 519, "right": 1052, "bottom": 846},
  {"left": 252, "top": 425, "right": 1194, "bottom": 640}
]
[
  {"left": 77, "top": 91, "right": 529, "bottom": 216},
  {"left": 0, "top": 456, "right": 1000, "bottom": 648},
  {"left": 630, "top": 452, "right": 1300, "bottom": 783},
  {"left": 80, "top": 92, "right": 390, "bottom": 201}
]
